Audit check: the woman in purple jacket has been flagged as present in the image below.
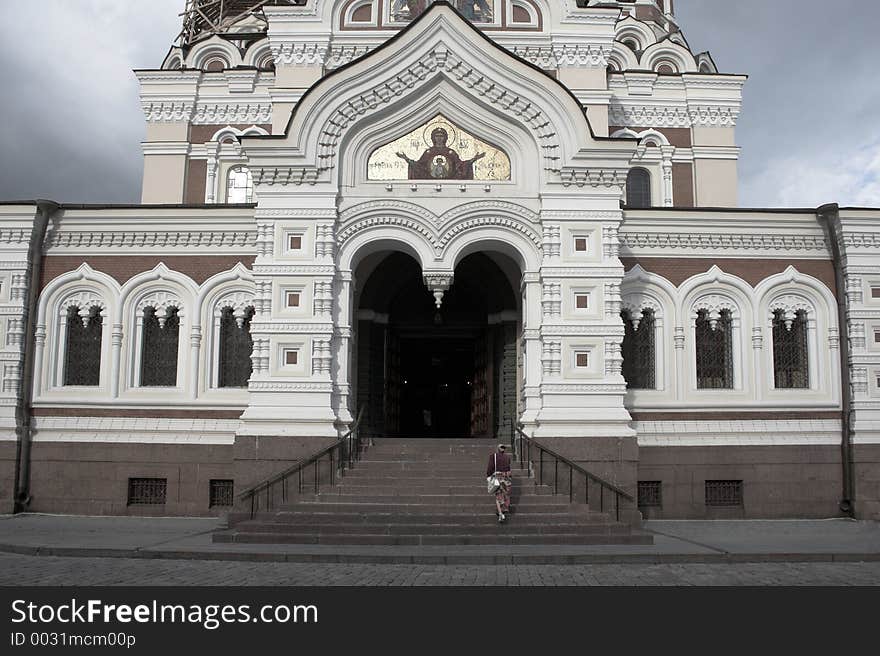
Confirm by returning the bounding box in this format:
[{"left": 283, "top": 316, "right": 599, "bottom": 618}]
[{"left": 487, "top": 444, "right": 512, "bottom": 522}]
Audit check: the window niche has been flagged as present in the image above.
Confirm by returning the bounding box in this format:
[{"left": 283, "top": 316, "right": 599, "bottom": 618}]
[
  {"left": 621, "top": 308, "right": 656, "bottom": 390},
  {"left": 771, "top": 309, "right": 810, "bottom": 389},
  {"left": 63, "top": 305, "right": 103, "bottom": 386},
  {"left": 140, "top": 306, "right": 181, "bottom": 387},
  {"left": 695, "top": 308, "right": 734, "bottom": 390},
  {"left": 218, "top": 306, "right": 255, "bottom": 388}
]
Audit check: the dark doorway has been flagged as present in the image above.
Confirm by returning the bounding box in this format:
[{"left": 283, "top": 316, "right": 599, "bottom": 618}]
[{"left": 355, "top": 251, "right": 519, "bottom": 439}]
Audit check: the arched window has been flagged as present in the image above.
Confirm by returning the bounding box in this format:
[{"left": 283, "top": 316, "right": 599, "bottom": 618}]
[
  {"left": 140, "top": 306, "right": 180, "bottom": 387},
  {"left": 63, "top": 306, "right": 102, "bottom": 386},
  {"left": 772, "top": 309, "right": 809, "bottom": 389},
  {"left": 218, "top": 306, "right": 255, "bottom": 388},
  {"left": 621, "top": 309, "right": 656, "bottom": 390},
  {"left": 695, "top": 309, "right": 733, "bottom": 389},
  {"left": 626, "top": 168, "right": 652, "bottom": 208},
  {"left": 227, "top": 166, "right": 254, "bottom": 203}
]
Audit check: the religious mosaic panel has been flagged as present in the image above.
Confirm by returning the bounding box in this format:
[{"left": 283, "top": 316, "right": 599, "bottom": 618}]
[
  {"left": 368, "top": 114, "right": 511, "bottom": 181},
  {"left": 391, "top": 1, "right": 496, "bottom": 23}
]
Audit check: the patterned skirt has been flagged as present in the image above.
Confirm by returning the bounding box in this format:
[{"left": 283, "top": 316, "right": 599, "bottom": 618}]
[{"left": 494, "top": 472, "right": 512, "bottom": 511}]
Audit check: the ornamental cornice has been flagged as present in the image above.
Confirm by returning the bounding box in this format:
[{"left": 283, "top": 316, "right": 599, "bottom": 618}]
[
  {"left": 250, "top": 265, "right": 336, "bottom": 275},
  {"left": 560, "top": 167, "right": 626, "bottom": 188},
  {"left": 317, "top": 46, "right": 561, "bottom": 174},
  {"left": 339, "top": 200, "right": 438, "bottom": 226},
  {"left": 326, "top": 44, "right": 374, "bottom": 70},
  {"left": 249, "top": 323, "right": 334, "bottom": 334},
  {"left": 0, "top": 229, "right": 31, "bottom": 245},
  {"left": 687, "top": 104, "right": 740, "bottom": 127},
  {"left": 842, "top": 233, "right": 880, "bottom": 249},
  {"left": 620, "top": 232, "right": 829, "bottom": 252},
  {"left": 609, "top": 104, "right": 690, "bottom": 128},
  {"left": 541, "top": 383, "right": 627, "bottom": 393},
  {"left": 192, "top": 103, "right": 272, "bottom": 125},
  {"left": 251, "top": 167, "right": 320, "bottom": 186},
  {"left": 541, "top": 210, "right": 622, "bottom": 220},
  {"left": 551, "top": 43, "right": 613, "bottom": 68},
  {"left": 541, "top": 325, "right": 625, "bottom": 336},
  {"left": 248, "top": 382, "right": 334, "bottom": 392},
  {"left": 47, "top": 231, "right": 256, "bottom": 250},
  {"left": 254, "top": 208, "right": 337, "bottom": 219},
  {"left": 141, "top": 101, "right": 195, "bottom": 123},
  {"left": 270, "top": 42, "right": 329, "bottom": 67},
  {"left": 540, "top": 268, "right": 624, "bottom": 278}
]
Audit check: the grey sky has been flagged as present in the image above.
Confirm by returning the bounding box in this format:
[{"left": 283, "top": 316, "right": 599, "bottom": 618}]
[{"left": 0, "top": 0, "right": 877, "bottom": 207}]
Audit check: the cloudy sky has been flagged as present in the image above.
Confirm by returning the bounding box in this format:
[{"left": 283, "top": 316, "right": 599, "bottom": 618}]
[{"left": 0, "top": 0, "right": 878, "bottom": 207}]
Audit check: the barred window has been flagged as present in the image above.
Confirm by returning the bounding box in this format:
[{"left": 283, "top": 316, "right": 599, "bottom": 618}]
[
  {"left": 63, "top": 306, "right": 102, "bottom": 386},
  {"left": 127, "top": 478, "right": 167, "bottom": 505},
  {"left": 772, "top": 309, "right": 809, "bottom": 389},
  {"left": 141, "top": 306, "right": 180, "bottom": 387},
  {"left": 218, "top": 306, "right": 254, "bottom": 388},
  {"left": 695, "top": 309, "right": 733, "bottom": 389},
  {"left": 227, "top": 166, "right": 253, "bottom": 204},
  {"left": 209, "top": 479, "right": 234, "bottom": 507},
  {"left": 621, "top": 309, "right": 656, "bottom": 390},
  {"left": 625, "top": 168, "right": 651, "bottom": 208},
  {"left": 705, "top": 480, "right": 743, "bottom": 507},
  {"left": 638, "top": 481, "right": 662, "bottom": 508}
]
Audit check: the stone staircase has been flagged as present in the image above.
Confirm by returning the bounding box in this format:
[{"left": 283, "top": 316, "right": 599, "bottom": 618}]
[{"left": 214, "top": 438, "right": 652, "bottom": 546}]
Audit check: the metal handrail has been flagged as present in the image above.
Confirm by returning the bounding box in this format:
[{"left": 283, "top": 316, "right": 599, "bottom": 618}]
[
  {"left": 239, "top": 406, "right": 367, "bottom": 519},
  {"left": 514, "top": 427, "right": 634, "bottom": 522}
]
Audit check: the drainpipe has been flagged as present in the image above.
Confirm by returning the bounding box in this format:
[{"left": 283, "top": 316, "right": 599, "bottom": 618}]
[
  {"left": 12, "top": 200, "right": 56, "bottom": 513},
  {"left": 817, "top": 203, "right": 855, "bottom": 517}
]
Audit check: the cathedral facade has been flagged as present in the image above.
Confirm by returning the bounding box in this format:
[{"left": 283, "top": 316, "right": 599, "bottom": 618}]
[{"left": 1, "top": 0, "right": 878, "bottom": 519}]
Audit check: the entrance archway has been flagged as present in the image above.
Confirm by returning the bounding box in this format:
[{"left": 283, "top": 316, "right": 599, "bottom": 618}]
[{"left": 354, "top": 250, "right": 520, "bottom": 439}]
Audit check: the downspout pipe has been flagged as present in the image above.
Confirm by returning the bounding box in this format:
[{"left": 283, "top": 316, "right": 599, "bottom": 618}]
[
  {"left": 12, "top": 200, "right": 56, "bottom": 513},
  {"left": 817, "top": 203, "right": 855, "bottom": 517}
]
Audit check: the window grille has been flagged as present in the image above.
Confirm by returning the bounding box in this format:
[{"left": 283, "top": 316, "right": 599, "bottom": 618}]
[
  {"left": 63, "top": 306, "right": 102, "bottom": 386},
  {"left": 227, "top": 166, "right": 254, "bottom": 203},
  {"left": 218, "top": 307, "right": 254, "bottom": 388},
  {"left": 140, "top": 306, "right": 180, "bottom": 387},
  {"left": 209, "top": 479, "right": 234, "bottom": 507},
  {"left": 638, "top": 481, "right": 662, "bottom": 508},
  {"left": 705, "top": 480, "right": 743, "bottom": 507},
  {"left": 625, "top": 168, "right": 651, "bottom": 208},
  {"left": 695, "top": 309, "right": 733, "bottom": 389},
  {"left": 621, "top": 309, "right": 656, "bottom": 389},
  {"left": 127, "top": 478, "right": 167, "bottom": 505},
  {"left": 772, "top": 310, "right": 809, "bottom": 389}
]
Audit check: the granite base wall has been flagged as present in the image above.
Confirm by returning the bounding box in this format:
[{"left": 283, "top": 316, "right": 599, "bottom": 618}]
[
  {"left": 1, "top": 442, "right": 16, "bottom": 514},
  {"left": 855, "top": 444, "right": 880, "bottom": 520},
  {"left": 25, "top": 441, "right": 234, "bottom": 516},
  {"left": 637, "top": 445, "right": 847, "bottom": 519}
]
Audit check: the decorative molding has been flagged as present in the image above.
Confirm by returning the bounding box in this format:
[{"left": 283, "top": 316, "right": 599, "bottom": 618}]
[
  {"left": 326, "top": 44, "right": 374, "bottom": 69},
  {"left": 192, "top": 103, "right": 272, "bottom": 125},
  {"left": 609, "top": 104, "right": 690, "bottom": 128},
  {"left": 141, "top": 101, "right": 194, "bottom": 123},
  {"left": 270, "top": 42, "right": 329, "bottom": 67},
  {"left": 251, "top": 166, "right": 320, "bottom": 186},
  {"left": 214, "top": 292, "right": 256, "bottom": 326},
  {"left": 560, "top": 167, "right": 626, "bottom": 189},
  {"left": 619, "top": 232, "right": 829, "bottom": 253},
  {"left": 48, "top": 231, "right": 255, "bottom": 250},
  {"left": 247, "top": 382, "right": 333, "bottom": 392}
]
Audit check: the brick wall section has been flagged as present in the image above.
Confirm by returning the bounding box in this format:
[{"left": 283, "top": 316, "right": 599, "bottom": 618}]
[
  {"left": 40, "top": 255, "right": 256, "bottom": 289},
  {"left": 188, "top": 124, "right": 273, "bottom": 144},
  {"left": 610, "top": 127, "right": 692, "bottom": 148},
  {"left": 672, "top": 162, "right": 695, "bottom": 207},
  {"left": 185, "top": 159, "right": 208, "bottom": 204},
  {"left": 621, "top": 257, "right": 837, "bottom": 296}
]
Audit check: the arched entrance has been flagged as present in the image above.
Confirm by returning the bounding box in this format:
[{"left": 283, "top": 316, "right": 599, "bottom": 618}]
[{"left": 354, "top": 251, "right": 520, "bottom": 439}]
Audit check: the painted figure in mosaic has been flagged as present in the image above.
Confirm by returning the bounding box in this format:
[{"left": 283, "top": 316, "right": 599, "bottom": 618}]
[{"left": 396, "top": 127, "right": 486, "bottom": 180}]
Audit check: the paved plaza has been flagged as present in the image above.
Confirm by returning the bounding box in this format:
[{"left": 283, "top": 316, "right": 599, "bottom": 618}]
[
  {"left": 1, "top": 552, "right": 879, "bottom": 586},
  {"left": 0, "top": 514, "right": 878, "bottom": 585}
]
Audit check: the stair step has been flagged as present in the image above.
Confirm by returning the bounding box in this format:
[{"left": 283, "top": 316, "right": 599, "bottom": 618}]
[
  {"left": 214, "top": 532, "right": 653, "bottom": 546},
  {"left": 227, "top": 522, "right": 630, "bottom": 535}
]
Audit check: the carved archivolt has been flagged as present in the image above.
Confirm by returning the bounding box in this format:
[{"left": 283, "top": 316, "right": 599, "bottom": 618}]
[
  {"left": 691, "top": 294, "right": 739, "bottom": 329},
  {"left": 317, "top": 46, "right": 561, "bottom": 175},
  {"left": 59, "top": 291, "right": 107, "bottom": 326},
  {"left": 215, "top": 291, "right": 257, "bottom": 328},
  {"left": 137, "top": 292, "right": 184, "bottom": 327},
  {"left": 768, "top": 294, "right": 813, "bottom": 329}
]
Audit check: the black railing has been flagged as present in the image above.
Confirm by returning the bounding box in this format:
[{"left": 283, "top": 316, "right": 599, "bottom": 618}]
[
  {"left": 514, "top": 427, "right": 635, "bottom": 522},
  {"left": 238, "top": 407, "right": 366, "bottom": 519}
]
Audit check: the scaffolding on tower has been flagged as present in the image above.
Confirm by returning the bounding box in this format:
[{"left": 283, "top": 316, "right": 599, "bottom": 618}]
[{"left": 177, "top": 0, "right": 300, "bottom": 48}]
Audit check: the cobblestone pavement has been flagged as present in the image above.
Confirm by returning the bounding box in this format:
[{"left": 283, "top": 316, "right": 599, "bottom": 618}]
[{"left": 1, "top": 553, "right": 879, "bottom": 586}]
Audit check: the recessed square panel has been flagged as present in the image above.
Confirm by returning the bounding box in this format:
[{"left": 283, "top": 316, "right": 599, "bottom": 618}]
[
  {"left": 284, "top": 350, "right": 299, "bottom": 366},
  {"left": 288, "top": 235, "right": 302, "bottom": 251},
  {"left": 286, "top": 292, "right": 301, "bottom": 308},
  {"left": 575, "top": 352, "right": 590, "bottom": 368},
  {"left": 575, "top": 294, "right": 590, "bottom": 310},
  {"left": 872, "top": 287, "right": 880, "bottom": 299},
  {"left": 574, "top": 237, "right": 588, "bottom": 253}
]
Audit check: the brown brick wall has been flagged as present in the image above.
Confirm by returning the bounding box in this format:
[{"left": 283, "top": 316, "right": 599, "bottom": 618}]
[
  {"left": 672, "top": 162, "right": 695, "bottom": 207},
  {"left": 41, "top": 255, "right": 256, "bottom": 289},
  {"left": 188, "top": 124, "right": 272, "bottom": 144},
  {"left": 184, "top": 159, "right": 207, "bottom": 204},
  {"left": 621, "top": 257, "right": 837, "bottom": 296},
  {"left": 610, "top": 127, "right": 692, "bottom": 148}
]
